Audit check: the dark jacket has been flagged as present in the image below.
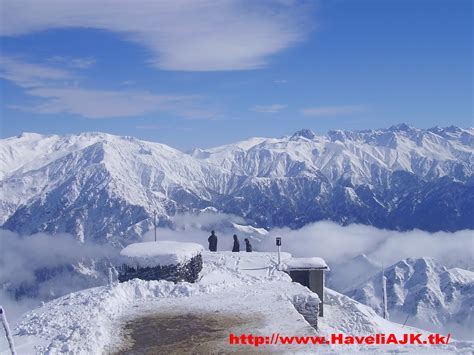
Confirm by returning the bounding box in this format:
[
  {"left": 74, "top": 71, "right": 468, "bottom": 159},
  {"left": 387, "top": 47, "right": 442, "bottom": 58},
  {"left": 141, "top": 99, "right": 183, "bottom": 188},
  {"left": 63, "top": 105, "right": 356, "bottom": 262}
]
[
  {"left": 245, "top": 239, "right": 252, "bottom": 252},
  {"left": 232, "top": 236, "right": 240, "bottom": 252},
  {"left": 208, "top": 233, "right": 218, "bottom": 252}
]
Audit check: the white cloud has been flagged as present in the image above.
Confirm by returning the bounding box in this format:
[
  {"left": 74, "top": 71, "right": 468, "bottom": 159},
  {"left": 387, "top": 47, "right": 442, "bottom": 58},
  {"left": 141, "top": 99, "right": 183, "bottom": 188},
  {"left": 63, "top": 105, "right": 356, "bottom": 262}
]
[
  {"left": 273, "top": 79, "right": 288, "bottom": 84},
  {"left": 0, "top": 230, "right": 116, "bottom": 289},
  {"left": 0, "top": 230, "right": 117, "bottom": 323},
  {"left": 301, "top": 105, "right": 367, "bottom": 117},
  {"left": 0, "top": 0, "right": 311, "bottom": 71},
  {"left": 0, "top": 56, "right": 73, "bottom": 88},
  {"left": 146, "top": 212, "right": 473, "bottom": 271},
  {"left": 251, "top": 104, "right": 287, "bottom": 113},
  {"left": 1, "top": 57, "right": 220, "bottom": 119},
  {"left": 14, "top": 87, "right": 201, "bottom": 119},
  {"left": 260, "top": 221, "right": 474, "bottom": 269}
]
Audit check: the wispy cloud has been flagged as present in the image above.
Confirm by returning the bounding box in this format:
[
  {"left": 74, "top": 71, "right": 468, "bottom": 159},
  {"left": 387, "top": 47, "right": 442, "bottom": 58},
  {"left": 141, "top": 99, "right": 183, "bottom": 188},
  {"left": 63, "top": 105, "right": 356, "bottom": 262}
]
[
  {"left": 1, "top": 57, "right": 220, "bottom": 119},
  {"left": 251, "top": 104, "right": 287, "bottom": 113},
  {"left": 301, "top": 105, "right": 367, "bottom": 117},
  {"left": 0, "top": 56, "right": 73, "bottom": 88},
  {"left": 273, "top": 79, "right": 288, "bottom": 84},
  {"left": 13, "top": 87, "right": 201, "bottom": 119},
  {"left": 0, "top": 0, "right": 312, "bottom": 71},
  {"left": 49, "top": 56, "right": 96, "bottom": 69}
]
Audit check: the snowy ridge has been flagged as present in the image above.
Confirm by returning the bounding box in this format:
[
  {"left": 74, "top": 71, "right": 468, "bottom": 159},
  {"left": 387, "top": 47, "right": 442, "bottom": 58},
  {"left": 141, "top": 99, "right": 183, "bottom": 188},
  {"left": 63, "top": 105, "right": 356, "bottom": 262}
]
[
  {"left": 1, "top": 125, "right": 473, "bottom": 241},
  {"left": 193, "top": 124, "right": 473, "bottom": 183}
]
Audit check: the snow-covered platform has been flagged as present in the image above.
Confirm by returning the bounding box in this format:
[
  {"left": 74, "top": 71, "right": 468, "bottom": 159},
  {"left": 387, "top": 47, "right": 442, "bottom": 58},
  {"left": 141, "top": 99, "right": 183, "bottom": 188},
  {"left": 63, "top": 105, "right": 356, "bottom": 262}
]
[
  {"left": 5, "top": 251, "right": 474, "bottom": 354},
  {"left": 118, "top": 241, "right": 204, "bottom": 283}
]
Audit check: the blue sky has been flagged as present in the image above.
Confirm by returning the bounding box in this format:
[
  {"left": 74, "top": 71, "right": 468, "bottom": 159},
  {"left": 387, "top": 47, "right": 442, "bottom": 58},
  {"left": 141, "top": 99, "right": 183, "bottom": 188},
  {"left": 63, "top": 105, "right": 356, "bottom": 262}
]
[{"left": 0, "top": 0, "right": 472, "bottom": 149}]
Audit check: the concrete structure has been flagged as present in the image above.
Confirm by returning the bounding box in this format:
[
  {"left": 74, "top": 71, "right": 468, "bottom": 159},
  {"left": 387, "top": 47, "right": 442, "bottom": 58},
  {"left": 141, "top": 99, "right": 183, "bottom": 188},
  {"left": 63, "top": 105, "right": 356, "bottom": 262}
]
[
  {"left": 285, "top": 257, "right": 329, "bottom": 316},
  {"left": 118, "top": 241, "right": 204, "bottom": 283}
]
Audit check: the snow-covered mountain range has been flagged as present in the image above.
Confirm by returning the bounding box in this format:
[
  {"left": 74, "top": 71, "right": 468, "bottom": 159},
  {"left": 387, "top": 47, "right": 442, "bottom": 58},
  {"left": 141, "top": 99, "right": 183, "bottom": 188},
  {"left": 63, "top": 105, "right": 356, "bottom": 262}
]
[
  {"left": 1, "top": 124, "right": 473, "bottom": 242},
  {"left": 346, "top": 257, "right": 474, "bottom": 340}
]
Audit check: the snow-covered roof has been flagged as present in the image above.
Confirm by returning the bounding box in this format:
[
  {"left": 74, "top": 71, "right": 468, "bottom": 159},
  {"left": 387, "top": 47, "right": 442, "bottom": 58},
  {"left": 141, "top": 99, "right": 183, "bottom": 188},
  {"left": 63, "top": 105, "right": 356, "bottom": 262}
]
[
  {"left": 284, "top": 257, "right": 328, "bottom": 270},
  {"left": 120, "top": 241, "right": 203, "bottom": 268}
]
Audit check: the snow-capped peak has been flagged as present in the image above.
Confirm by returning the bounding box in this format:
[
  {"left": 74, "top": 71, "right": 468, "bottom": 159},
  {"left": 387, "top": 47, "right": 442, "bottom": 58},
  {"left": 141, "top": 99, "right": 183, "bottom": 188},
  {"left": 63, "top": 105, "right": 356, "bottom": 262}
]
[{"left": 291, "top": 128, "right": 316, "bottom": 140}]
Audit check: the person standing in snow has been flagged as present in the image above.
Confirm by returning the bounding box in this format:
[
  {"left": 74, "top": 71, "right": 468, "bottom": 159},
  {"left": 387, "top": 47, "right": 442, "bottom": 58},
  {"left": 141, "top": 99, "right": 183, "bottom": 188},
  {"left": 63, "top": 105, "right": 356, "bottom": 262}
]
[
  {"left": 232, "top": 234, "right": 240, "bottom": 252},
  {"left": 208, "top": 230, "right": 218, "bottom": 252},
  {"left": 244, "top": 238, "right": 252, "bottom": 252}
]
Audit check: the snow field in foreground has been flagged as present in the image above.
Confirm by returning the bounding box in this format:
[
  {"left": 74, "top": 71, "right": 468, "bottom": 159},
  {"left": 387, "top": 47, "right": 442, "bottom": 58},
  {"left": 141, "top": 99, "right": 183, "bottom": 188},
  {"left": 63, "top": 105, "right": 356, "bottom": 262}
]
[{"left": 3, "top": 252, "right": 473, "bottom": 354}]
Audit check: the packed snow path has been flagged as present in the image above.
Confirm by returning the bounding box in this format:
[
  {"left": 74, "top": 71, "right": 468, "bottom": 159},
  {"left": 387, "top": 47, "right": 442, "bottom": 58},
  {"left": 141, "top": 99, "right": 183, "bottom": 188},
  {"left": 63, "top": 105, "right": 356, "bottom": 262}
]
[{"left": 3, "top": 252, "right": 473, "bottom": 354}]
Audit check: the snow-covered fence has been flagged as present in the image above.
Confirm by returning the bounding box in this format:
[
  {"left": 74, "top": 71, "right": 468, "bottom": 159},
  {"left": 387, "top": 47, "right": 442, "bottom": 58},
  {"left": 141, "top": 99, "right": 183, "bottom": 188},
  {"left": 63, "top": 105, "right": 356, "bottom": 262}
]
[
  {"left": 118, "top": 254, "right": 203, "bottom": 283},
  {"left": 0, "top": 306, "right": 17, "bottom": 355},
  {"left": 292, "top": 294, "right": 319, "bottom": 330}
]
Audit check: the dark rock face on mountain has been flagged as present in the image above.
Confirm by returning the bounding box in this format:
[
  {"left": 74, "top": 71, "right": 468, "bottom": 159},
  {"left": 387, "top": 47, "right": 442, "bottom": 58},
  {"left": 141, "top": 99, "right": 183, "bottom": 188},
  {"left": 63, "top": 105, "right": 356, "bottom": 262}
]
[{"left": 1, "top": 125, "right": 473, "bottom": 242}]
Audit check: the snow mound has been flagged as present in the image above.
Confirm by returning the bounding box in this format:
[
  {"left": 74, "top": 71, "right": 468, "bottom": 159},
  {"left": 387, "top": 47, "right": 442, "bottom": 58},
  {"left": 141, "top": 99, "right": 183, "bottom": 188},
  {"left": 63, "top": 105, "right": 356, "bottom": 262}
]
[{"left": 120, "top": 241, "right": 203, "bottom": 267}]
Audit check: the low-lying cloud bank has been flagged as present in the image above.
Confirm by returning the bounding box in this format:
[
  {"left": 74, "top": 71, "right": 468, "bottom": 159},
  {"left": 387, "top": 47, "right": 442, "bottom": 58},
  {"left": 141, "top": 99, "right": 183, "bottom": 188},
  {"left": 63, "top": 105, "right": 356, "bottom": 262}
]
[
  {"left": 260, "top": 221, "right": 474, "bottom": 269},
  {"left": 0, "top": 230, "right": 116, "bottom": 288},
  {"left": 0, "top": 230, "right": 117, "bottom": 322},
  {"left": 1, "top": 214, "right": 472, "bottom": 324},
  {"left": 145, "top": 213, "right": 473, "bottom": 270}
]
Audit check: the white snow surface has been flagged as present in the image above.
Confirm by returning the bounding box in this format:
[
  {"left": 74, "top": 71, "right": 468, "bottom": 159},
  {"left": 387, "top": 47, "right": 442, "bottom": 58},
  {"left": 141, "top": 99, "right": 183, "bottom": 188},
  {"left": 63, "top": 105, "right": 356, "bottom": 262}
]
[
  {"left": 283, "top": 257, "right": 329, "bottom": 270},
  {"left": 119, "top": 241, "right": 203, "bottom": 267},
  {"left": 3, "top": 252, "right": 473, "bottom": 354}
]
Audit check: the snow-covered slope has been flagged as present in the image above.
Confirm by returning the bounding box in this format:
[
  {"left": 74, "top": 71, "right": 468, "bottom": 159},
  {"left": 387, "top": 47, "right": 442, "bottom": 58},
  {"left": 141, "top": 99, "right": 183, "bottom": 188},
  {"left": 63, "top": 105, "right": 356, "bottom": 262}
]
[
  {"left": 0, "top": 132, "right": 229, "bottom": 242},
  {"left": 5, "top": 252, "right": 471, "bottom": 354},
  {"left": 1, "top": 125, "right": 473, "bottom": 241},
  {"left": 346, "top": 257, "right": 474, "bottom": 340}
]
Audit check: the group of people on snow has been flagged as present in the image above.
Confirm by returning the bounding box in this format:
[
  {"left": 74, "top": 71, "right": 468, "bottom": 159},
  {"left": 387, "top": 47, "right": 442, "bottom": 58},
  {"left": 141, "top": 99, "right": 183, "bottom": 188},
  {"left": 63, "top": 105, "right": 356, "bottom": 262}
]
[{"left": 207, "top": 230, "right": 252, "bottom": 252}]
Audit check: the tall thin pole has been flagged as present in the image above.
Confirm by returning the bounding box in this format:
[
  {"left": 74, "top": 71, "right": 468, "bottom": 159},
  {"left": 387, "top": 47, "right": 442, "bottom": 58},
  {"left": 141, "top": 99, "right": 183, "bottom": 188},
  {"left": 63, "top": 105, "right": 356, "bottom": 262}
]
[
  {"left": 153, "top": 211, "right": 157, "bottom": 242},
  {"left": 276, "top": 237, "right": 282, "bottom": 269},
  {"left": 0, "top": 306, "right": 16, "bottom": 355},
  {"left": 382, "top": 263, "right": 389, "bottom": 320},
  {"left": 277, "top": 244, "right": 281, "bottom": 266}
]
